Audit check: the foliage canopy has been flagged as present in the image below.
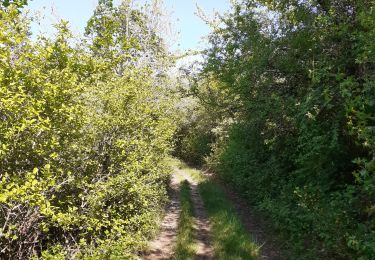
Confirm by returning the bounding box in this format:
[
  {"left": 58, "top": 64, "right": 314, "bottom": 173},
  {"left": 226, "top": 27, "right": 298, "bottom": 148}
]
[
  {"left": 0, "top": 2, "right": 177, "bottom": 258},
  {"left": 177, "top": 0, "right": 375, "bottom": 258}
]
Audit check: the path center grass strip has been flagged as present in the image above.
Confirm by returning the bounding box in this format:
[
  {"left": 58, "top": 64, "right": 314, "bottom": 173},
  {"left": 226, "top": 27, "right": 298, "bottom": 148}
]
[{"left": 175, "top": 180, "right": 196, "bottom": 259}]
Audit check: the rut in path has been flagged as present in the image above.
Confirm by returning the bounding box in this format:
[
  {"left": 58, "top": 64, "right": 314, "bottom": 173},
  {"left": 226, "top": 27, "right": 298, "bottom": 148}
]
[
  {"left": 143, "top": 171, "right": 180, "bottom": 260},
  {"left": 177, "top": 168, "right": 214, "bottom": 260},
  {"left": 143, "top": 167, "right": 213, "bottom": 260}
]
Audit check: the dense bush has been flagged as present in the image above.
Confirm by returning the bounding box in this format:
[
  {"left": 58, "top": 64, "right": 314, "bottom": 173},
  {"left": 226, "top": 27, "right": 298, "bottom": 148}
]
[
  {"left": 0, "top": 2, "right": 176, "bottom": 258},
  {"left": 183, "top": 0, "right": 375, "bottom": 258},
  {"left": 174, "top": 104, "right": 215, "bottom": 166},
  {"left": 174, "top": 76, "right": 236, "bottom": 166}
]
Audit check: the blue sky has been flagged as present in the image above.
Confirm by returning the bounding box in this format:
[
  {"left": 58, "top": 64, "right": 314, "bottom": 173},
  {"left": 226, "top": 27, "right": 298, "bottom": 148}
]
[{"left": 26, "top": 0, "right": 230, "bottom": 52}]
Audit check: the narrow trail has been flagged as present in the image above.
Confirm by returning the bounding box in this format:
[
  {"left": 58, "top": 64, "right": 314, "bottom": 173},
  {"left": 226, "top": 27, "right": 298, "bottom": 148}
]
[
  {"left": 143, "top": 167, "right": 213, "bottom": 260},
  {"left": 144, "top": 164, "right": 282, "bottom": 260},
  {"left": 143, "top": 172, "right": 181, "bottom": 260}
]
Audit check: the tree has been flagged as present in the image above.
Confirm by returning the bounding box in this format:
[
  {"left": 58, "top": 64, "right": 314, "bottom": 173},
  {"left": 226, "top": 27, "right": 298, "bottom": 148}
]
[
  {"left": 0, "top": 1, "right": 178, "bottom": 258},
  {"left": 183, "top": 0, "right": 375, "bottom": 258},
  {"left": 0, "top": 0, "right": 30, "bottom": 8}
]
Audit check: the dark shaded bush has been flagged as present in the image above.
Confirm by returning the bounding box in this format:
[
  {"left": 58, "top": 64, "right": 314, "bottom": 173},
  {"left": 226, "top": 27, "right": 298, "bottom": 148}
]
[{"left": 185, "top": 0, "right": 375, "bottom": 258}]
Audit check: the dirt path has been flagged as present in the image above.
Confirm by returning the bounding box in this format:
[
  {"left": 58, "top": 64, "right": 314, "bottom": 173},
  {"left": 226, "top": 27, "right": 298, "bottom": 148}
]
[
  {"left": 177, "top": 169, "right": 214, "bottom": 260},
  {"left": 143, "top": 167, "right": 213, "bottom": 260},
  {"left": 143, "top": 172, "right": 181, "bottom": 260},
  {"left": 144, "top": 162, "right": 283, "bottom": 259}
]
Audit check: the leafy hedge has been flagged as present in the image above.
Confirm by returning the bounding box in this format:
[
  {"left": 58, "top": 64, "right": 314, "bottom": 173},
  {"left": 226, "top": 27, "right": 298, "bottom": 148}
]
[
  {"left": 0, "top": 3, "right": 176, "bottom": 259},
  {"left": 181, "top": 0, "right": 375, "bottom": 259}
]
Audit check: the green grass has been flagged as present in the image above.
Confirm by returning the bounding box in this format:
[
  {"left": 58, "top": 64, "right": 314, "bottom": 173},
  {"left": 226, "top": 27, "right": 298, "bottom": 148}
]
[
  {"left": 199, "top": 180, "right": 260, "bottom": 260},
  {"left": 166, "top": 157, "right": 185, "bottom": 169},
  {"left": 175, "top": 180, "right": 196, "bottom": 259},
  {"left": 169, "top": 157, "right": 205, "bottom": 182}
]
